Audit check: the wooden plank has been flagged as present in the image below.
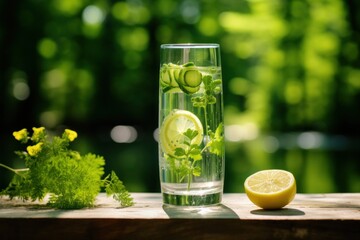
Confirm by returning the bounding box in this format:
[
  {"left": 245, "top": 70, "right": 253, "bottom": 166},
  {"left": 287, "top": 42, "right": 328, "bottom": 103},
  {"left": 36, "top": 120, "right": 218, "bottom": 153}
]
[
  {"left": 0, "top": 193, "right": 359, "bottom": 239},
  {"left": 1, "top": 193, "right": 359, "bottom": 220},
  {"left": 1, "top": 218, "right": 359, "bottom": 240}
]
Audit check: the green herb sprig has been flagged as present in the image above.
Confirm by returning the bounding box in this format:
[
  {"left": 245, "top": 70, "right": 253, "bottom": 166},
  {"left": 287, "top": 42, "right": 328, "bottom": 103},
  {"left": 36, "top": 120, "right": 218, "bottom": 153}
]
[
  {"left": 191, "top": 74, "right": 222, "bottom": 136},
  {"left": 0, "top": 127, "right": 133, "bottom": 209},
  {"left": 166, "top": 124, "right": 224, "bottom": 190}
]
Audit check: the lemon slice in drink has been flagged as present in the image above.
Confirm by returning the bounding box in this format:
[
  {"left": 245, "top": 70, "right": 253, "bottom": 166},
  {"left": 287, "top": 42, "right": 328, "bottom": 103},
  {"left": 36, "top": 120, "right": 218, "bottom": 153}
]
[
  {"left": 244, "top": 169, "right": 296, "bottom": 210},
  {"left": 160, "top": 109, "right": 203, "bottom": 156}
]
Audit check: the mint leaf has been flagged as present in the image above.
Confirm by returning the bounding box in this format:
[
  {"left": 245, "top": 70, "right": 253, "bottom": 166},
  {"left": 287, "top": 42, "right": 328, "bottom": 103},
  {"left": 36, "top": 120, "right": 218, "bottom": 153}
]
[
  {"left": 193, "top": 166, "right": 201, "bottom": 176},
  {"left": 206, "top": 123, "right": 224, "bottom": 156},
  {"left": 189, "top": 145, "right": 202, "bottom": 161},
  {"left": 174, "top": 147, "right": 186, "bottom": 157},
  {"left": 183, "top": 129, "right": 199, "bottom": 141}
]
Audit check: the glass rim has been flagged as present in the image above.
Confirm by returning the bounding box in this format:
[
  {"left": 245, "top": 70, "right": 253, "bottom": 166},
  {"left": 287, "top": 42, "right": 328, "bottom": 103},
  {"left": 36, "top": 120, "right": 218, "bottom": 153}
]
[{"left": 161, "top": 43, "right": 219, "bottom": 49}]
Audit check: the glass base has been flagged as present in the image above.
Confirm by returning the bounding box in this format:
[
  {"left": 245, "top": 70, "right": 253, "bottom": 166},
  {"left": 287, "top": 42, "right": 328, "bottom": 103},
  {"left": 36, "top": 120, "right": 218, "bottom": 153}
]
[{"left": 162, "top": 192, "right": 222, "bottom": 206}]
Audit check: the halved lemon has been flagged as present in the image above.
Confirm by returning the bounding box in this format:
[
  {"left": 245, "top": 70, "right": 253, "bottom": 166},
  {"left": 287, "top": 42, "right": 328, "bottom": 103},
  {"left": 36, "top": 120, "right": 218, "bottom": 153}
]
[
  {"left": 244, "top": 169, "right": 296, "bottom": 210},
  {"left": 159, "top": 109, "right": 203, "bottom": 156}
]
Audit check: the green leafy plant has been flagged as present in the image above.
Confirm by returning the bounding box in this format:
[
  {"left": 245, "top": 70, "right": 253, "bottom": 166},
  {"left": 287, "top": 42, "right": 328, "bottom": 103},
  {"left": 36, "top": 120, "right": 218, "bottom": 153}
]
[{"left": 0, "top": 127, "right": 133, "bottom": 209}]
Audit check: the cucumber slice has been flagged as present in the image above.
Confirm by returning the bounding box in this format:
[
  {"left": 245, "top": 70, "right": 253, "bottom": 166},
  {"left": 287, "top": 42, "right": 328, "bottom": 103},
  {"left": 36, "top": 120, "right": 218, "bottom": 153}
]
[
  {"left": 160, "top": 68, "right": 171, "bottom": 85},
  {"left": 184, "top": 69, "right": 202, "bottom": 87},
  {"left": 161, "top": 85, "right": 173, "bottom": 93},
  {"left": 169, "top": 68, "right": 179, "bottom": 87},
  {"left": 174, "top": 68, "right": 180, "bottom": 81},
  {"left": 180, "top": 84, "right": 200, "bottom": 94},
  {"left": 179, "top": 67, "right": 202, "bottom": 87},
  {"left": 162, "top": 86, "right": 182, "bottom": 93},
  {"left": 163, "top": 62, "right": 202, "bottom": 95},
  {"left": 183, "top": 62, "right": 195, "bottom": 67},
  {"left": 176, "top": 69, "right": 186, "bottom": 86},
  {"left": 165, "top": 87, "right": 182, "bottom": 93}
]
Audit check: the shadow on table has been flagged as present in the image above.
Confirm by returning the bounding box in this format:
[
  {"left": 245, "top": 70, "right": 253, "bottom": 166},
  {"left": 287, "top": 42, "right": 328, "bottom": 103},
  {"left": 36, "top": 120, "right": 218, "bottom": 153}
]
[
  {"left": 163, "top": 204, "right": 239, "bottom": 219},
  {"left": 251, "top": 208, "right": 305, "bottom": 216}
]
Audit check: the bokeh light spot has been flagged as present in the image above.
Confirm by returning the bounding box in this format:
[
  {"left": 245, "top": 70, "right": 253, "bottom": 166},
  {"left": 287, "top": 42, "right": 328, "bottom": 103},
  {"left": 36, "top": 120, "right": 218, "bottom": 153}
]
[
  {"left": 111, "top": 125, "right": 138, "bottom": 143},
  {"left": 13, "top": 82, "right": 30, "bottom": 101},
  {"left": 229, "top": 77, "right": 250, "bottom": 96},
  {"left": 82, "top": 5, "right": 105, "bottom": 25},
  {"left": 297, "top": 131, "right": 324, "bottom": 149},
  {"left": 198, "top": 16, "right": 219, "bottom": 36},
  {"left": 38, "top": 38, "right": 57, "bottom": 58}
]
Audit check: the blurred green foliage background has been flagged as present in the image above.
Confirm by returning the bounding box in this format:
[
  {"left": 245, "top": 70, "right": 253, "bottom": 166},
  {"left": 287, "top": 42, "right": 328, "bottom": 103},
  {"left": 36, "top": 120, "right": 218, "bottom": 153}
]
[{"left": 1, "top": 0, "right": 359, "bottom": 193}]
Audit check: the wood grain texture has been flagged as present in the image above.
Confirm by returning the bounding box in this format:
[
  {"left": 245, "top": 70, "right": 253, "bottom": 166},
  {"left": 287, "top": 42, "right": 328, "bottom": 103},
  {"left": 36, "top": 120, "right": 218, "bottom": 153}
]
[{"left": 0, "top": 193, "right": 359, "bottom": 240}]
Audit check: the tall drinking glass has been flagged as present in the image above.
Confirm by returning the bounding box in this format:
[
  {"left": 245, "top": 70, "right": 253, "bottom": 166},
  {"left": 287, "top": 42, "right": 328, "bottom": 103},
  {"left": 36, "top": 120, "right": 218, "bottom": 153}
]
[{"left": 158, "top": 44, "right": 225, "bottom": 206}]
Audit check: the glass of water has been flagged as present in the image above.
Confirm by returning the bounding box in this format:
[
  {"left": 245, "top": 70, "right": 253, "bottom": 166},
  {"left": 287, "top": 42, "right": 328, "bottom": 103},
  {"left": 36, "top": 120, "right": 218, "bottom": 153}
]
[{"left": 158, "top": 43, "right": 225, "bottom": 206}]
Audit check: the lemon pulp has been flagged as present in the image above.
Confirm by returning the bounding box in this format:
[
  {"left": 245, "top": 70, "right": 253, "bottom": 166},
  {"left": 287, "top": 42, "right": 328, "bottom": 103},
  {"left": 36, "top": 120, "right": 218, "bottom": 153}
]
[
  {"left": 244, "top": 169, "right": 296, "bottom": 209},
  {"left": 159, "top": 109, "right": 203, "bottom": 156}
]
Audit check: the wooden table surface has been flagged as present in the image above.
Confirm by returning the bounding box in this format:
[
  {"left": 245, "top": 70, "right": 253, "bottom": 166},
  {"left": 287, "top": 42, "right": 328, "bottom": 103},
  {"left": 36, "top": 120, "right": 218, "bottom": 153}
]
[{"left": 1, "top": 193, "right": 359, "bottom": 239}]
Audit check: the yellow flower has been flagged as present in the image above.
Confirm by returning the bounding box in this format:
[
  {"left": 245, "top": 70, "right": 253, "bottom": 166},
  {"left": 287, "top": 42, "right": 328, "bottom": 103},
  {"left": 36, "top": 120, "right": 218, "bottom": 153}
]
[
  {"left": 13, "top": 128, "right": 28, "bottom": 141},
  {"left": 27, "top": 142, "right": 43, "bottom": 156},
  {"left": 64, "top": 129, "right": 78, "bottom": 142},
  {"left": 31, "top": 127, "right": 45, "bottom": 142}
]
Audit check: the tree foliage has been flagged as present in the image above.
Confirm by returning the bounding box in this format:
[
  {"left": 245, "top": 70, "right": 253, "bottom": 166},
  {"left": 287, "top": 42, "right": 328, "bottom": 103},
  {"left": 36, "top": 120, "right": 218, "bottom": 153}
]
[
  {"left": 0, "top": 0, "right": 360, "bottom": 193},
  {"left": 0, "top": 0, "right": 359, "bottom": 135}
]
